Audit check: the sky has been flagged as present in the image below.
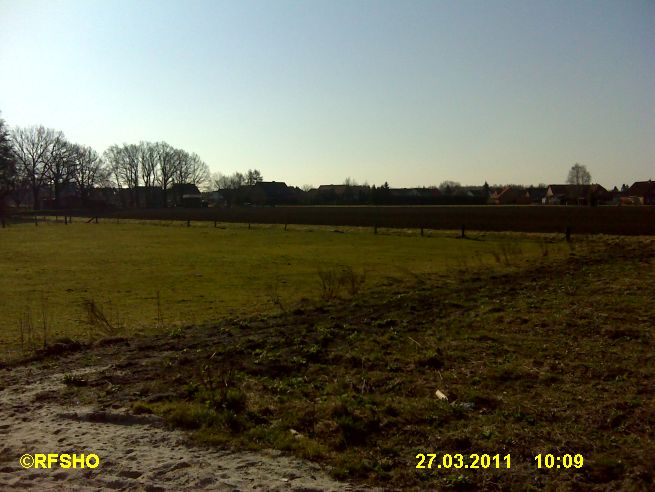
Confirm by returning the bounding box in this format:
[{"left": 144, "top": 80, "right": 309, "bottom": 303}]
[{"left": 0, "top": 0, "right": 653, "bottom": 189}]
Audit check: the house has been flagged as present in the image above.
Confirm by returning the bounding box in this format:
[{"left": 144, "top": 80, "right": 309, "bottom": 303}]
[
  {"left": 317, "top": 184, "right": 347, "bottom": 196},
  {"left": 438, "top": 186, "right": 489, "bottom": 204},
  {"left": 235, "top": 181, "right": 299, "bottom": 206},
  {"left": 388, "top": 187, "right": 441, "bottom": 205},
  {"left": 316, "top": 184, "right": 369, "bottom": 204},
  {"left": 89, "top": 187, "right": 122, "bottom": 209},
  {"left": 459, "top": 186, "right": 489, "bottom": 200},
  {"left": 255, "top": 181, "right": 293, "bottom": 205},
  {"left": 489, "top": 187, "right": 531, "bottom": 205},
  {"left": 41, "top": 182, "right": 81, "bottom": 209},
  {"left": 170, "top": 183, "right": 202, "bottom": 207},
  {"left": 135, "top": 186, "right": 165, "bottom": 208},
  {"left": 526, "top": 187, "right": 548, "bottom": 204},
  {"left": 627, "top": 180, "right": 655, "bottom": 205},
  {"left": 544, "top": 184, "right": 609, "bottom": 206},
  {"left": 607, "top": 186, "right": 624, "bottom": 206},
  {"left": 203, "top": 191, "right": 225, "bottom": 207},
  {"left": 301, "top": 187, "right": 320, "bottom": 205},
  {"left": 389, "top": 188, "right": 422, "bottom": 199},
  {"left": 619, "top": 196, "right": 642, "bottom": 206},
  {"left": 116, "top": 186, "right": 165, "bottom": 208}
]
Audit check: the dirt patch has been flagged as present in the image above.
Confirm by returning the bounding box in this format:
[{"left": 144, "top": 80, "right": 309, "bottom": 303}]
[{"left": 0, "top": 364, "right": 370, "bottom": 491}]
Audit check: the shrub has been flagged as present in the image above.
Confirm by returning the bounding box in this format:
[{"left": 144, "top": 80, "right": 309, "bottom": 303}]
[
  {"left": 318, "top": 267, "right": 341, "bottom": 300},
  {"left": 339, "top": 266, "right": 366, "bottom": 296},
  {"left": 318, "top": 265, "right": 367, "bottom": 300},
  {"left": 83, "top": 298, "right": 123, "bottom": 338}
]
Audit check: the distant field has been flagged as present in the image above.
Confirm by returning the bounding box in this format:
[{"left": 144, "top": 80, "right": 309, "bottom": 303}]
[
  {"left": 31, "top": 204, "right": 655, "bottom": 235},
  {"left": 0, "top": 220, "right": 565, "bottom": 360}
]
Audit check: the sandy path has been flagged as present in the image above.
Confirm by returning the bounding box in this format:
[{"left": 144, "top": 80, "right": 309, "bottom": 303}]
[{"left": 0, "top": 364, "right": 368, "bottom": 491}]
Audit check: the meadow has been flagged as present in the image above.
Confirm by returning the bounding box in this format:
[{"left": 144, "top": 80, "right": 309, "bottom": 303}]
[
  {"left": 0, "top": 219, "right": 564, "bottom": 360},
  {"left": 2, "top": 219, "right": 654, "bottom": 489}
]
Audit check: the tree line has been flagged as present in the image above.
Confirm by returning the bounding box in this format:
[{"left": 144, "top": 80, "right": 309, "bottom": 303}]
[
  {"left": 1, "top": 110, "right": 601, "bottom": 211},
  {"left": 0, "top": 119, "right": 211, "bottom": 209},
  {"left": 0, "top": 112, "right": 265, "bottom": 210}
]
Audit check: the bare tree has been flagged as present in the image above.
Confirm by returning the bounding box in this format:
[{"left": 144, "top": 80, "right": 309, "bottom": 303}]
[
  {"left": 167, "top": 149, "right": 208, "bottom": 188},
  {"left": 123, "top": 143, "right": 140, "bottom": 206},
  {"left": 11, "top": 126, "right": 68, "bottom": 209},
  {"left": 229, "top": 172, "right": 245, "bottom": 189},
  {"left": 155, "top": 141, "right": 176, "bottom": 206},
  {"left": 104, "top": 141, "right": 210, "bottom": 207},
  {"left": 210, "top": 172, "right": 226, "bottom": 190},
  {"left": 439, "top": 180, "right": 461, "bottom": 195},
  {"left": 139, "top": 141, "right": 160, "bottom": 207},
  {"left": 140, "top": 142, "right": 159, "bottom": 188},
  {"left": 103, "top": 144, "right": 140, "bottom": 207},
  {"left": 104, "top": 145, "right": 124, "bottom": 188},
  {"left": 210, "top": 171, "right": 247, "bottom": 191},
  {"left": 566, "top": 163, "right": 591, "bottom": 185},
  {"left": 171, "top": 148, "right": 191, "bottom": 185},
  {"left": 46, "top": 140, "right": 77, "bottom": 209},
  {"left": 186, "top": 153, "right": 210, "bottom": 187},
  {"left": 70, "top": 144, "right": 107, "bottom": 206},
  {"left": 246, "top": 169, "right": 263, "bottom": 185}
]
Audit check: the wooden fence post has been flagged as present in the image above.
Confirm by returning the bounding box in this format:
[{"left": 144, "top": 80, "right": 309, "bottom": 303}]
[
  {"left": 565, "top": 226, "right": 571, "bottom": 242},
  {"left": 187, "top": 220, "right": 191, "bottom": 227},
  {"left": 461, "top": 225, "right": 466, "bottom": 238},
  {"left": 420, "top": 227, "right": 424, "bottom": 237}
]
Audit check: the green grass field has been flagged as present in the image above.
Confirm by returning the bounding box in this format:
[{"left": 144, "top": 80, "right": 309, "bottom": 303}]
[
  {"left": 0, "top": 220, "right": 565, "bottom": 360},
  {"left": 3, "top": 220, "right": 654, "bottom": 489}
]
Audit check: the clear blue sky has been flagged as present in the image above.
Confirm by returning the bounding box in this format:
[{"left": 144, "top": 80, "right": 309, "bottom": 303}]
[{"left": 1, "top": 0, "right": 653, "bottom": 188}]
